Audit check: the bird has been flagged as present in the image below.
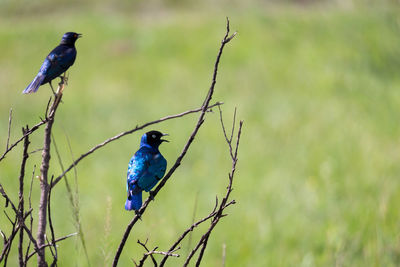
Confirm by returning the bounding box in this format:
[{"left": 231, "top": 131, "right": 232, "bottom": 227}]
[
  {"left": 23, "top": 32, "right": 82, "bottom": 94},
  {"left": 125, "top": 131, "right": 168, "bottom": 212}
]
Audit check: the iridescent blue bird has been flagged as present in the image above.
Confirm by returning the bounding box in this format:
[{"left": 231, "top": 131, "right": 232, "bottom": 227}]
[
  {"left": 23, "top": 32, "right": 82, "bottom": 94},
  {"left": 125, "top": 131, "right": 168, "bottom": 211}
]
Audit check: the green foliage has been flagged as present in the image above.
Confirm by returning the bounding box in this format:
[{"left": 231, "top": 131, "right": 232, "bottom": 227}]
[{"left": 1, "top": 1, "right": 400, "bottom": 266}]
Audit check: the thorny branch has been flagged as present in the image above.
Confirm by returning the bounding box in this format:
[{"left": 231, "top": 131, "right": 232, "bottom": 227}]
[{"left": 112, "top": 18, "right": 237, "bottom": 267}]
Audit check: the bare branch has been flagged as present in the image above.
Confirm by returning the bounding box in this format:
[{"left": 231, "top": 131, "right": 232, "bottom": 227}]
[
  {"left": 195, "top": 234, "right": 210, "bottom": 266},
  {"left": 48, "top": 176, "right": 58, "bottom": 265},
  {"left": 45, "top": 235, "right": 56, "bottom": 260},
  {"left": 145, "top": 249, "right": 180, "bottom": 257},
  {"left": 4, "top": 210, "right": 14, "bottom": 225},
  {"left": 137, "top": 239, "right": 157, "bottom": 267},
  {"left": 0, "top": 183, "right": 18, "bottom": 214},
  {"left": 37, "top": 77, "right": 65, "bottom": 266},
  {"left": 21, "top": 224, "right": 40, "bottom": 258},
  {"left": 159, "top": 198, "right": 219, "bottom": 266},
  {"left": 112, "top": 19, "right": 236, "bottom": 267},
  {"left": 51, "top": 102, "right": 223, "bottom": 188},
  {"left": 230, "top": 109, "right": 236, "bottom": 143},
  {"left": 29, "top": 148, "right": 44, "bottom": 155},
  {"left": 0, "top": 230, "right": 6, "bottom": 245},
  {"left": 136, "top": 239, "right": 180, "bottom": 267},
  {"left": 218, "top": 105, "right": 237, "bottom": 159},
  {"left": 25, "top": 165, "right": 36, "bottom": 263},
  {"left": 26, "top": 232, "right": 77, "bottom": 261},
  {"left": 183, "top": 120, "right": 243, "bottom": 266},
  {"left": 0, "top": 224, "right": 19, "bottom": 264},
  {"left": 18, "top": 126, "right": 30, "bottom": 266},
  {"left": 0, "top": 120, "right": 48, "bottom": 162}
]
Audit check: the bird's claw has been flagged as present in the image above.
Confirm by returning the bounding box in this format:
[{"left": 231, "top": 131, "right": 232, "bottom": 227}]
[{"left": 135, "top": 210, "right": 142, "bottom": 220}]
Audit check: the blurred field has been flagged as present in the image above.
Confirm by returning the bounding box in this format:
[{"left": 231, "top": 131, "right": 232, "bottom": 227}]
[{"left": 1, "top": 0, "right": 400, "bottom": 266}]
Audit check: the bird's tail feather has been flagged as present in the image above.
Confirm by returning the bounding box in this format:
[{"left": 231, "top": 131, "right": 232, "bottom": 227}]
[
  {"left": 125, "top": 191, "right": 142, "bottom": 211},
  {"left": 23, "top": 74, "right": 45, "bottom": 94}
]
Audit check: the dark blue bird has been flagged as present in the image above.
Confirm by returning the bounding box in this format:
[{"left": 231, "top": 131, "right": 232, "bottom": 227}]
[
  {"left": 125, "top": 131, "right": 168, "bottom": 211},
  {"left": 23, "top": 32, "right": 81, "bottom": 94}
]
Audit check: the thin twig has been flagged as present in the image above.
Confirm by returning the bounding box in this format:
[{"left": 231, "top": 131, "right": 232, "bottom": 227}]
[
  {"left": 26, "top": 233, "right": 77, "bottom": 261},
  {"left": 25, "top": 165, "right": 36, "bottom": 264},
  {"left": 135, "top": 243, "right": 180, "bottom": 267},
  {"left": 48, "top": 176, "right": 58, "bottom": 265},
  {"left": 195, "top": 234, "right": 210, "bottom": 266},
  {"left": 6, "top": 108, "right": 12, "bottom": 150},
  {"left": 18, "top": 126, "right": 30, "bottom": 266},
  {"left": 137, "top": 239, "right": 158, "bottom": 267},
  {"left": 29, "top": 148, "right": 44, "bottom": 155},
  {"left": 158, "top": 199, "right": 219, "bottom": 266},
  {"left": 45, "top": 235, "right": 56, "bottom": 260},
  {"left": 183, "top": 120, "right": 243, "bottom": 266},
  {"left": 4, "top": 211, "right": 14, "bottom": 225},
  {"left": 51, "top": 102, "right": 223, "bottom": 188},
  {"left": 145, "top": 250, "right": 180, "bottom": 257},
  {"left": 0, "top": 183, "right": 18, "bottom": 214},
  {"left": 218, "top": 105, "right": 237, "bottom": 159},
  {"left": 229, "top": 108, "right": 236, "bottom": 143},
  {"left": 0, "top": 119, "right": 48, "bottom": 162},
  {"left": 0, "top": 223, "right": 19, "bottom": 264}
]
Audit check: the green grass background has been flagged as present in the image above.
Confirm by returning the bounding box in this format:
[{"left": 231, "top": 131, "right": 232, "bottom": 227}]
[{"left": 1, "top": 0, "right": 400, "bottom": 266}]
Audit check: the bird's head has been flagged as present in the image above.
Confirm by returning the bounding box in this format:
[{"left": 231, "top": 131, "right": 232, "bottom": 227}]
[
  {"left": 61, "top": 32, "right": 82, "bottom": 45},
  {"left": 140, "top": 131, "right": 169, "bottom": 149}
]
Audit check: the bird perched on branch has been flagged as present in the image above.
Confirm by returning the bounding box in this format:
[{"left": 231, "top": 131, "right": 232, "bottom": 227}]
[
  {"left": 125, "top": 131, "right": 168, "bottom": 212},
  {"left": 23, "top": 32, "right": 82, "bottom": 94}
]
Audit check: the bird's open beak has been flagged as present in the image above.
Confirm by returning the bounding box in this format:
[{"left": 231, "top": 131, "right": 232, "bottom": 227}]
[
  {"left": 161, "top": 133, "right": 169, "bottom": 143},
  {"left": 77, "top": 33, "right": 82, "bottom": 38}
]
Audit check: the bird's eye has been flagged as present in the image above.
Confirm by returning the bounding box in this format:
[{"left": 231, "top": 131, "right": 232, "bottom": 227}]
[
  {"left": 74, "top": 34, "right": 77, "bottom": 38},
  {"left": 152, "top": 134, "right": 156, "bottom": 139}
]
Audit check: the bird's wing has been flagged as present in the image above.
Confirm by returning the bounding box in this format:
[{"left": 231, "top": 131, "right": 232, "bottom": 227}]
[
  {"left": 138, "top": 154, "right": 167, "bottom": 192},
  {"left": 127, "top": 149, "right": 152, "bottom": 192},
  {"left": 38, "top": 57, "right": 52, "bottom": 74},
  {"left": 46, "top": 46, "right": 76, "bottom": 70}
]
